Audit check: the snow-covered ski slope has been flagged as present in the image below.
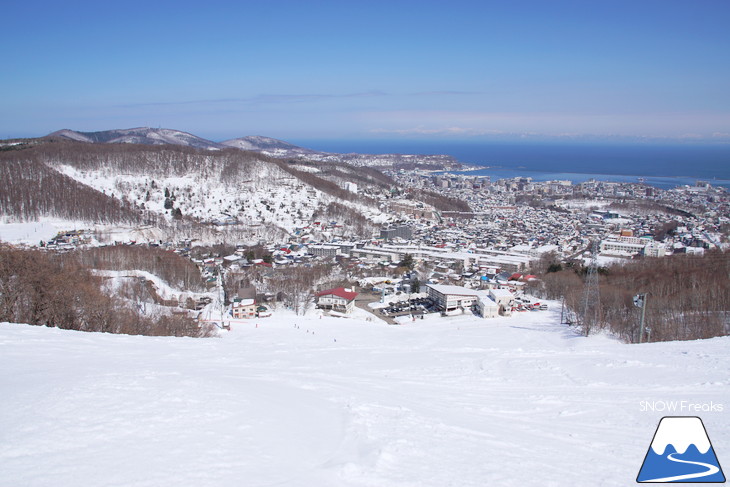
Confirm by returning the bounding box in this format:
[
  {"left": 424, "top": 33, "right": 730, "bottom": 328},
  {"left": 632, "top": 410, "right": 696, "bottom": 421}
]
[{"left": 1, "top": 306, "right": 727, "bottom": 486}]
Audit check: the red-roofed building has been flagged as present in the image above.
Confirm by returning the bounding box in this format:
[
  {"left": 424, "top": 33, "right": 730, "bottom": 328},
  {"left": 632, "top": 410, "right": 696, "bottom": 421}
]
[{"left": 315, "top": 287, "right": 358, "bottom": 314}]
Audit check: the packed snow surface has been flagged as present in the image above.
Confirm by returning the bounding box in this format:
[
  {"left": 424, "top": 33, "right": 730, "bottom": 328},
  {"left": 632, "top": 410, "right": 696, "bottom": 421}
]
[
  {"left": 0, "top": 219, "right": 69, "bottom": 244},
  {"left": 1, "top": 307, "right": 727, "bottom": 486}
]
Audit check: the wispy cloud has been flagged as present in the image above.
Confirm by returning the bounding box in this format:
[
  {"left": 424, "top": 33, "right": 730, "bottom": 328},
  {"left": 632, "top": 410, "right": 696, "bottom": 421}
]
[
  {"left": 410, "top": 90, "right": 483, "bottom": 96},
  {"left": 369, "top": 125, "right": 730, "bottom": 143},
  {"left": 122, "top": 91, "right": 388, "bottom": 108},
  {"left": 370, "top": 126, "right": 510, "bottom": 136},
  {"left": 120, "top": 98, "right": 243, "bottom": 108},
  {"left": 120, "top": 89, "right": 481, "bottom": 108},
  {"left": 362, "top": 109, "right": 730, "bottom": 140}
]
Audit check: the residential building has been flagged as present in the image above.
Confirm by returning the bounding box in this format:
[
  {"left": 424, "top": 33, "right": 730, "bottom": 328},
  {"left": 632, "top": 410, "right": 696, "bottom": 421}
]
[
  {"left": 380, "top": 225, "right": 413, "bottom": 241},
  {"left": 426, "top": 283, "right": 483, "bottom": 312},
  {"left": 308, "top": 245, "right": 340, "bottom": 257},
  {"left": 476, "top": 295, "right": 499, "bottom": 318},
  {"left": 599, "top": 239, "right": 645, "bottom": 256},
  {"left": 488, "top": 288, "right": 515, "bottom": 315},
  {"left": 643, "top": 241, "right": 666, "bottom": 257},
  {"left": 231, "top": 299, "right": 257, "bottom": 319},
  {"left": 600, "top": 237, "right": 666, "bottom": 257},
  {"left": 426, "top": 283, "right": 505, "bottom": 318},
  {"left": 315, "top": 287, "right": 358, "bottom": 314}
]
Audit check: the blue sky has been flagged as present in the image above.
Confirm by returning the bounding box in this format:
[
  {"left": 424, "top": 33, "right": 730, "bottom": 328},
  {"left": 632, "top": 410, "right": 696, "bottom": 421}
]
[{"left": 2, "top": 0, "right": 730, "bottom": 142}]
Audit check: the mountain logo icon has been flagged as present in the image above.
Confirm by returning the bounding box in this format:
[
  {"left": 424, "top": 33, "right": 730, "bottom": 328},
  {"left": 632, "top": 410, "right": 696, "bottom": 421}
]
[{"left": 637, "top": 416, "right": 725, "bottom": 483}]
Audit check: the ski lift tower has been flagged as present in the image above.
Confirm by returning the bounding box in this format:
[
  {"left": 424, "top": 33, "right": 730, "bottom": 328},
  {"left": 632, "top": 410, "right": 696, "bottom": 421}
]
[
  {"left": 216, "top": 268, "right": 227, "bottom": 329},
  {"left": 633, "top": 293, "right": 649, "bottom": 343},
  {"left": 580, "top": 239, "right": 601, "bottom": 336}
]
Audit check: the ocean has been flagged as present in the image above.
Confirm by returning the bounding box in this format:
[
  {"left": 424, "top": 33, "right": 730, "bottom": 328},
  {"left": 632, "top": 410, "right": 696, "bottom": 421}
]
[{"left": 294, "top": 140, "right": 730, "bottom": 190}]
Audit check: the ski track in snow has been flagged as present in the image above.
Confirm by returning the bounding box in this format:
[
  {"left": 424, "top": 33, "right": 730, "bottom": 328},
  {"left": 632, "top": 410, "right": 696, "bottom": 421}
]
[{"left": 1, "top": 305, "right": 728, "bottom": 487}]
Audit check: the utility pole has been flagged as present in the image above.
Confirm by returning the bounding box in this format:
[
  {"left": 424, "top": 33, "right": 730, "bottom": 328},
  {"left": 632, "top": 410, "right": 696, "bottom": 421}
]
[
  {"left": 217, "top": 267, "right": 226, "bottom": 329},
  {"left": 580, "top": 239, "right": 601, "bottom": 336},
  {"left": 633, "top": 293, "right": 648, "bottom": 343}
]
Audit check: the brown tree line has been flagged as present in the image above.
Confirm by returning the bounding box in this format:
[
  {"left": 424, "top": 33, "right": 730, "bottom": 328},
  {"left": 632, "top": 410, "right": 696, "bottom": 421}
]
[
  {"left": 71, "top": 245, "right": 204, "bottom": 292},
  {"left": 266, "top": 264, "right": 336, "bottom": 315},
  {"left": 607, "top": 200, "right": 694, "bottom": 218},
  {"left": 406, "top": 189, "right": 471, "bottom": 213},
  {"left": 312, "top": 202, "right": 376, "bottom": 237},
  {"left": 30, "top": 141, "right": 243, "bottom": 178},
  {"left": 0, "top": 245, "right": 213, "bottom": 337},
  {"left": 272, "top": 159, "right": 376, "bottom": 206},
  {"left": 225, "top": 262, "right": 345, "bottom": 316},
  {"left": 288, "top": 159, "right": 395, "bottom": 189},
  {"left": 533, "top": 250, "right": 730, "bottom": 342},
  {"left": 34, "top": 142, "right": 273, "bottom": 190}
]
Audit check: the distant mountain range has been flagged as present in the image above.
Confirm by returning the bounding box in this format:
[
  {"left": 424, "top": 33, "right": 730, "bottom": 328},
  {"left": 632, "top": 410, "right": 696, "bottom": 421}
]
[
  {"left": 48, "top": 128, "right": 223, "bottom": 150},
  {"left": 46, "top": 127, "right": 461, "bottom": 169}
]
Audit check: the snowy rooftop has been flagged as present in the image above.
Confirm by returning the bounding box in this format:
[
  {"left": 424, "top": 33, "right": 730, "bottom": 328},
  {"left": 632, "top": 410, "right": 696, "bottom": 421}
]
[
  {"left": 489, "top": 288, "right": 514, "bottom": 297},
  {"left": 426, "top": 283, "right": 485, "bottom": 297}
]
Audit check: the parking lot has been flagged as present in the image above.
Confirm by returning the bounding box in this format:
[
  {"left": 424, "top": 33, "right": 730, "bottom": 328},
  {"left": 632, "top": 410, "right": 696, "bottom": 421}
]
[{"left": 379, "top": 297, "right": 436, "bottom": 319}]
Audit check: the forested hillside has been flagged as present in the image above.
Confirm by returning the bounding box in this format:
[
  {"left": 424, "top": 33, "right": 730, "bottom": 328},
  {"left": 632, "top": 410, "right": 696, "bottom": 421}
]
[
  {"left": 0, "top": 245, "right": 212, "bottom": 337},
  {"left": 0, "top": 140, "right": 390, "bottom": 238},
  {"left": 0, "top": 149, "right": 142, "bottom": 224},
  {"left": 73, "top": 245, "right": 204, "bottom": 292},
  {"left": 534, "top": 250, "right": 730, "bottom": 342}
]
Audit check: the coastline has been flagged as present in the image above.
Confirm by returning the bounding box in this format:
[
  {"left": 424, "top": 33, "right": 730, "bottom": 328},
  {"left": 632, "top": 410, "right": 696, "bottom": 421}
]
[
  {"left": 301, "top": 140, "right": 730, "bottom": 190},
  {"left": 440, "top": 165, "right": 730, "bottom": 190}
]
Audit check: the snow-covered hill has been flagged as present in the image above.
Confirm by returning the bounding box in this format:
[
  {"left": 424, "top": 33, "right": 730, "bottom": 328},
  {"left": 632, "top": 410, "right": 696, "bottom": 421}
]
[
  {"left": 55, "top": 158, "right": 317, "bottom": 230},
  {"left": 48, "top": 127, "right": 224, "bottom": 150},
  {"left": 221, "top": 135, "right": 315, "bottom": 154},
  {"left": 2, "top": 139, "right": 390, "bottom": 239},
  {"left": 2, "top": 308, "right": 727, "bottom": 486},
  {"left": 44, "top": 144, "right": 385, "bottom": 236}
]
